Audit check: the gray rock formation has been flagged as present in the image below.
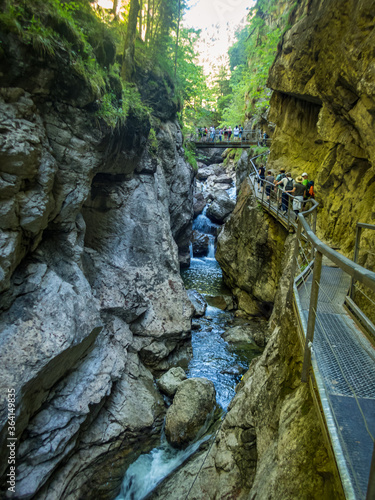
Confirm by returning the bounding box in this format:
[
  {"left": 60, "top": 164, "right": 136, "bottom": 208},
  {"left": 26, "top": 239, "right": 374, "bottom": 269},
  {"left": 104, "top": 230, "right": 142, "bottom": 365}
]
[
  {"left": 206, "top": 190, "right": 236, "bottom": 224},
  {"left": 147, "top": 217, "right": 343, "bottom": 500},
  {"left": 157, "top": 367, "right": 187, "bottom": 398},
  {"left": 193, "top": 191, "right": 206, "bottom": 217},
  {"left": 198, "top": 149, "right": 224, "bottom": 166},
  {"left": 165, "top": 378, "right": 216, "bottom": 449},
  {"left": 187, "top": 289, "right": 207, "bottom": 318},
  {"left": 0, "top": 33, "right": 194, "bottom": 499},
  {"left": 191, "top": 230, "right": 210, "bottom": 257}
]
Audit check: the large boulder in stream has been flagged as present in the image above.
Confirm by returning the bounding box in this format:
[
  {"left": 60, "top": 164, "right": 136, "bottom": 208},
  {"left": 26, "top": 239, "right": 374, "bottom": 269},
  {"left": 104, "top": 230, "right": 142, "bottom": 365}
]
[
  {"left": 165, "top": 378, "right": 216, "bottom": 448},
  {"left": 206, "top": 191, "right": 236, "bottom": 224},
  {"left": 206, "top": 295, "right": 235, "bottom": 311}
]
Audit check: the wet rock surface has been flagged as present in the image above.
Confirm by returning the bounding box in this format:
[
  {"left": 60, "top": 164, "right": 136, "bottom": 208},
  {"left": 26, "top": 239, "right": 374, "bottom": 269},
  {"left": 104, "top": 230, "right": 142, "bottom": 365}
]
[
  {"left": 187, "top": 289, "right": 207, "bottom": 317},
  {"left": 191, "top": 230, "right": 210, "bottom": 257},
  {"left": 157, "top": 367, "right": 188, "bottom": 398},
  {"left": 216, "top": 179, "right": 287, "bottom": 319},
  {"left": 165, "top": 378, "right": 216, "bottom": 449}
]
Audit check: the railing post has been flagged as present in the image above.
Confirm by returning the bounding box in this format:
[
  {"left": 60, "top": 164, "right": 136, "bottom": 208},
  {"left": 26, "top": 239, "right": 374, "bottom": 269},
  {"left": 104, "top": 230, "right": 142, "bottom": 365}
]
[
  {"left": 276, "top": 188, "right": 280, "bottom": 223},
  {"left": 367, "top": 442, "right": 375, "bottom": 500},
  {"left": 287, "top": 218, "right": 302, "bottom": 303},
  {"left": 350, "top": 224, "right": 362, "bottom": 299},
  {"left": 301, "top": 250, "right": 323, "bottom": 383}
]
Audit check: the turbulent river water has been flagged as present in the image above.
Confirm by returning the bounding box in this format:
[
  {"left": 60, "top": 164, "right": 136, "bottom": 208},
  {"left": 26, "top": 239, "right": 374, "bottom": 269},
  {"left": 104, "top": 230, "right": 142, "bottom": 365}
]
[{"left": 115, "top": 183, "right": 259, "bottom": 500}]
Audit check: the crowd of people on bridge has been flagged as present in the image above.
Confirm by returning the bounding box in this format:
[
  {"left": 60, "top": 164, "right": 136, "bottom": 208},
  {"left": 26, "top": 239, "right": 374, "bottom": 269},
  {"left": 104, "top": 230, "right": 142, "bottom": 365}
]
[
  {"left": 198, "top": 125, "right": 243, "bottom": 142},
  {"left": 197, "top": 126, "right": 269, "bottom": 145},
  {"left": 258, "top": 167, "right": 315, "bottom": 217}
]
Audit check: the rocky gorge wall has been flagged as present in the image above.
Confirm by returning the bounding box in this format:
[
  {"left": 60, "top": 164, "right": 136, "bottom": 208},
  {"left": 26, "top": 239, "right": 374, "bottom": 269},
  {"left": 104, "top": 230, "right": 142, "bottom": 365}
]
[
  {"left": 0, "top": 29, "right": 194, "bottom": 499},
  {"left": 267, "top": 0, "right": 375, "bottom": 259}
]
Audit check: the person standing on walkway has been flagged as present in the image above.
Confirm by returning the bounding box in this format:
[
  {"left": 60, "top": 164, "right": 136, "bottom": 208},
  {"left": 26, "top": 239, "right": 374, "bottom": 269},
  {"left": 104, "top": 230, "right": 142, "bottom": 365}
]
[
  {"left": 289, "top": 175, "right": 306, "bottom": 216},
  {"left": 265, "top": 170, "right": 275, "bottom": 201},
  {"left": 258, "top": 164, "right": 266, "bottom": 193},
  {"left": 228, "top": 126, "right": 232, "bottom": 141},
  {"left": 233, "top": 125, "right": 239, "bottom": 141},
  {"left": 301, "top": 172, "right": 312, "bottom": 207},
  {"left": 263, "top": 131, "right": 268, "bottom": 146},
  {"left": 239, "top": 125, "right": 243, "bottom": 140},
  {"left": 277, "top": 172, "right": 293, "bottom": 213},
  {"left": 210, "top": 126, "right": 215, "bottom": 142},
  {"left": 218, "top": 128, "right": 223, "bottom": 142},
  {"left": 274, "top": 169, "right": 286, "bottom": 208},
  {"left": 302, "top": 172, "right": 309, "bottom": 186},
  {"left": 223, "top": 127, "right": 228, "bottom": 141}
]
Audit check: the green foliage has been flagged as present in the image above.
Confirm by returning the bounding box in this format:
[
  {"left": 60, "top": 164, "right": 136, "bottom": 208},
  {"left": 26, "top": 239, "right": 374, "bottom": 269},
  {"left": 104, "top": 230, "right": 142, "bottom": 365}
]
[
  {"left": 0, "top": 0, "right": 210, "bottom": 168},
  {"left": 184, "top": 142, "right": 198, "bottom": 170},
  {"left": 217, "top": 0, "right": 288, "bottom": 127},
  {"left": 252, "top": 145, "right": 270, "bottom": 156},
  {"left": 95, "top": 84, "right": 151, "bottom": 129},
  {"left": 148, "top": 128, "right": 158, "bottom": 156}
]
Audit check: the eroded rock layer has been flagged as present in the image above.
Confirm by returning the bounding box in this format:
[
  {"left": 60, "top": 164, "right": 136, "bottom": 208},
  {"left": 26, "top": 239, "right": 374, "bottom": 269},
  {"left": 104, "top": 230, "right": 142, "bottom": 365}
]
[
  {"left": 0, "top": 31, "right": 194, "bottom": 499},
  {"left": 267, "top": 0, "right": 375, "bottom": 256}
]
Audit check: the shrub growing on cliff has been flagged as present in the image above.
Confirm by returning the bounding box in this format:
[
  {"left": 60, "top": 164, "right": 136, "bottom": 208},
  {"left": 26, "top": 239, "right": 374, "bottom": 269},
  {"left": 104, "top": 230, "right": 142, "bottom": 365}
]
[{"left": 95, "top": 84, "right": 151, "bottom": 129}]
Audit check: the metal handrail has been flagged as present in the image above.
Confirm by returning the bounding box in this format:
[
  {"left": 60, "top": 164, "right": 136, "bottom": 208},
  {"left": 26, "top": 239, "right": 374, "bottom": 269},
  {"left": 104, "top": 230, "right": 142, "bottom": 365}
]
[
  {"left": 350, "top": 222, "right": 375, "bottom": 298},
  {"left": 298, "top": 216, "right": 375, "bottom": 290},
  {"left": 248, "top": 152, "right": 375, "bottom": 499},
  {"left": 248, "top": 153, "right": 318, "bottom": 233}
]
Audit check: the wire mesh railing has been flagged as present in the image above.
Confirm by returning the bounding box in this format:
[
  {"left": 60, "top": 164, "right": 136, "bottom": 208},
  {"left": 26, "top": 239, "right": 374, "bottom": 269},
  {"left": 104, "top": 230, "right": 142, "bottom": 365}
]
[
  {"left": 248, "top": 153, "right": 375, "bottom": 500},
  {"left": 190, "top": 129, "right": 271, "bottom": 147}
]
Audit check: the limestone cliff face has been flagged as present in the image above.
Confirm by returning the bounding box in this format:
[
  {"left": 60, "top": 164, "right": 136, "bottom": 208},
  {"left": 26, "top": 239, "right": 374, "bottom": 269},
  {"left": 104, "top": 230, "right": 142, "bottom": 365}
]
[
  {"left": 267, "top": 0, "right": 375, "bottom": 256},
  {"left": 0, "top": 30, "right": 194, "bottom": 499},
  {"left": 216, "top": 178, "right": 287, "bottom": 319}
]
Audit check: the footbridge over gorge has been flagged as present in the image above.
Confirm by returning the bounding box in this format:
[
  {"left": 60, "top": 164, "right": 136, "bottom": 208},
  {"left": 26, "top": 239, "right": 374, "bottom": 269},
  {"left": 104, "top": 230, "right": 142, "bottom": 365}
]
[
  {"left": 190, "top": 129, "right": 271, "bottom": 149},
  {"left": 248, "top": 154, "right": 375, "bottom": 500}
]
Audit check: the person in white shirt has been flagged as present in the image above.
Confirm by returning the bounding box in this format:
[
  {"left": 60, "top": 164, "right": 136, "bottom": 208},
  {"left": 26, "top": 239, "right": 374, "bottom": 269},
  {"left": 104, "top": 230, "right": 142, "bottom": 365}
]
[{"left": 276, "top": 172, "right": 294, "bottom": 213}]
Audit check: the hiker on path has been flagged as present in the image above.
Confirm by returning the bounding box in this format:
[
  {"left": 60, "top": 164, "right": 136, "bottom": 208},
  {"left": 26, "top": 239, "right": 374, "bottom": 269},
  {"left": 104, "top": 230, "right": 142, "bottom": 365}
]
[
  {"left": 265, "top": 170, "right": 275, "bottom": 201},
  {"left": 276, "top": 172, "right": 294, "bottom": 213},
  {"left": 289, "top": 175, "right": 306, "bottom": 216},
  {"left": 258, "top": 164, "right": 266, "bottom": 193},
  {"left": 274, "top": 169, "right": 286, "bottom": 208}
]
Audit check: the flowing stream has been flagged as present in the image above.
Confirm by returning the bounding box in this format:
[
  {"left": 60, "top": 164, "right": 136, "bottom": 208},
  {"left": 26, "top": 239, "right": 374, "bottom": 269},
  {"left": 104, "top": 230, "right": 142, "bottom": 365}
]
[{"left": 116, "top": 179, "right": 260, "bottom": 500}]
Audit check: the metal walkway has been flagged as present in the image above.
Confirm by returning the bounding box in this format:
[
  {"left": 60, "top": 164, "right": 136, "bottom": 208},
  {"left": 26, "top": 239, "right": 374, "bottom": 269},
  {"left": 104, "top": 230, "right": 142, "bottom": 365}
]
[
  {"left": 247, "top": 154, "right": 375, "bottom": 499},
  {"left": 296, "top": 266, "right": 375, "bottom": 499}
]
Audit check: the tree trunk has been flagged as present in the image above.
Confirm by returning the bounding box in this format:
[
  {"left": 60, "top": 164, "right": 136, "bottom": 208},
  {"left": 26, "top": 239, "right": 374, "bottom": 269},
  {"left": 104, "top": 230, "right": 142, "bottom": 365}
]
[
  {"left": 138, "top": 0, "right": 143, "bottom": 39},
  {"left": 112, "top": 0, "right": 120, "bottom": 19},
  {"left": 146, "top": 0, "right": 151, "bottom": 46},
  {"left": 174, "top": 0, "right": 181, "bottom": 78},
  {"left": 121, "top": 0, "right": 140, "bottom": 81}
]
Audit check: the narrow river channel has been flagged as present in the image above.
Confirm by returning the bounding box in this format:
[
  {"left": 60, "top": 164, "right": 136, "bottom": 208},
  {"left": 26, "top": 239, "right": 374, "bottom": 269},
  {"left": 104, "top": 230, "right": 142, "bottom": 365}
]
[
  {"left": 116, "top": 177, "right": 261, "bottom": 500},
  {"left": 115, "top": 253, "right": 261, "bottom": 500}
]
